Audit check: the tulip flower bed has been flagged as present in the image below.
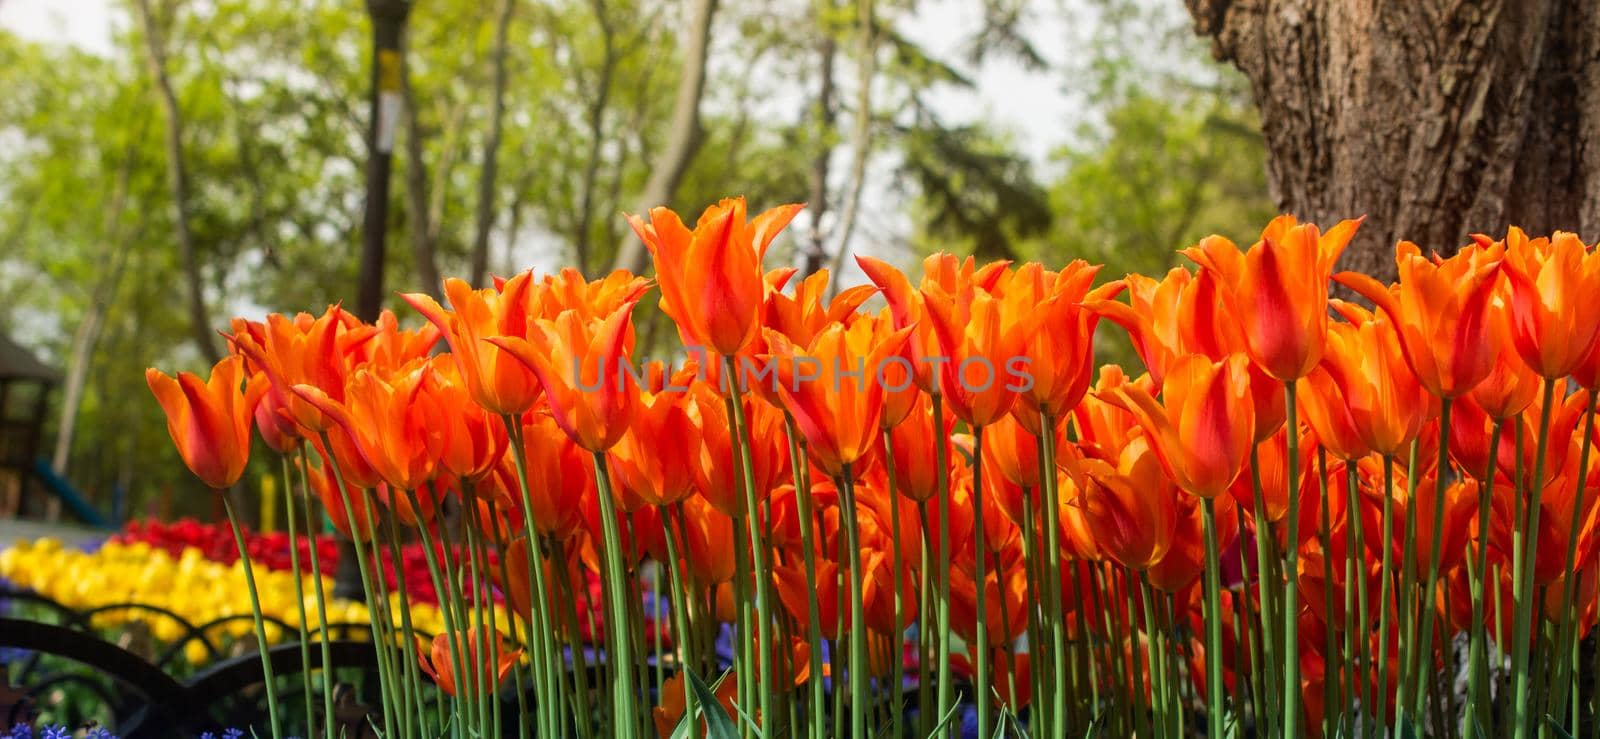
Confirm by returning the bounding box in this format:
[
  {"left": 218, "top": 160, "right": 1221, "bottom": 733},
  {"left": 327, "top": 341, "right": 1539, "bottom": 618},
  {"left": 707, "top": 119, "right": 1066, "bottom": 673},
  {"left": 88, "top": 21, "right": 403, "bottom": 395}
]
[
  {"left": 109, "top": 517, "right": 468, "bottom": 607},
  {"left": 137, "top": 198, "right": 1600, "bottom": 739},
  {"left": 0, "top": 536, "right": 449, "bottom": 664}
]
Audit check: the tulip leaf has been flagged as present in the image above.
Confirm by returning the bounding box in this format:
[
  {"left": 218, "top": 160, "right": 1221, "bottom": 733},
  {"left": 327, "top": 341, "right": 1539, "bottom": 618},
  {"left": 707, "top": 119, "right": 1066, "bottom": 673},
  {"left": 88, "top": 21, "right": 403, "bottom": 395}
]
[
  {"left": 683, "top": 668, "right": 741, "bottom": 739},
  {"left": 1545, "top": 716, "right": 1575, "bottom": 739},
  {"left": 925, "top": 700, "right": 966, "bottom": 739}
]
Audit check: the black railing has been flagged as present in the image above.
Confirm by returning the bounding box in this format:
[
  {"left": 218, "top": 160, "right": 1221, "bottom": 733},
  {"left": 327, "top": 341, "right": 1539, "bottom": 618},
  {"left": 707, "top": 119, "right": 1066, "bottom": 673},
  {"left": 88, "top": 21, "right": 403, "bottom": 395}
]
[{"left": 0, "top": 587, "right": 386, "bottom": 738}]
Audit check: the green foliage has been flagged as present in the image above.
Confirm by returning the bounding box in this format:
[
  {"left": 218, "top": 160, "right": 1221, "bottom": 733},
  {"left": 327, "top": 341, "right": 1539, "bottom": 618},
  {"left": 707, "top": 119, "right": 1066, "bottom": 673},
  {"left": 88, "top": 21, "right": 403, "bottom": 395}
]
[{"left": 0, "top": 0, "right": 1269, "bottom": 514}]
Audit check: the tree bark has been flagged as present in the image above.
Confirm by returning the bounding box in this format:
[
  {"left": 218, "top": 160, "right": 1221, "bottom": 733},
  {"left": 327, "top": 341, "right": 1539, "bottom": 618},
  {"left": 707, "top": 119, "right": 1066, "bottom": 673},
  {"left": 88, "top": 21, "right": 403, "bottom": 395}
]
[
  {"left": 1185, "top": 0, "right": 1600, "bottom": 282},
  {"left": 801, "top": 27, "right": 838, "bottom": 276},
  {"left": 825, "top": 0, "right": 878, "bottom": 288},
  {"left": 53, "top": 152, "right": 136, "bottom": 477},
  {"left": 133, "top": 0, "right": 221, "bottom": 364},
  {"left": 611, "top": 0, "right": 720, "bottom": 274},
  {"left": 574, "top": 0, "right": 619, "bottom": 276},
  {"left": 471, "top": 0, "right": 516, "bottom": 288}
]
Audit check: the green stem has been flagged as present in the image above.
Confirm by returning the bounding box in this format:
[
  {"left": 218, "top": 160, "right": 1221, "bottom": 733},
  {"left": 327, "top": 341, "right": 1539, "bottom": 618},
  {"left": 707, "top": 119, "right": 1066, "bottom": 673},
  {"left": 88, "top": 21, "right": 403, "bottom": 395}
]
[
  {"left": 658, "top": 506, "right": 699, "bottom": 726},
  {"left": 1139, "top": 570, "right": 1168, "bottom": 739},
  {"left": 1407, "top": 398, "right": 1453, "bottom": 722},
  {"left": 971, "top": 426, "right": 991, "bottom": 738},
  {"left": 291, "top": 449, "right": 337, "bottom": 739},
  {"left": 883, "top": 429, "right": 907, "bottom": 739},
  {"left": 1375, "top": 454, "right": 1398, "bottom": 731},
  {"left": 1546, "top": 393, "right": 1596, "bottom": 726},
  {"left": 278, "top": 455, "right": 316, "bottom": 738},
  {"left": 591, "top": 450, "right": 640, "bottom": 738},
  {"left": 1284, "top": 379, "right": 1303, "bottom": 739},
  {"left": 401, "top": 487, "right": 472, "bottom": 733},
  {"left": 223, "top": 499, "right": 285, "bottom": 739},
  {"left": 837, "top": 464, "right": 870, "bottom": 739},
  {"left": 384, "top": 507, "right": 428, "bottom": 739},
  {"left": 1037, "top": 409, "right": 1071, "bottom": 732},
  {"left": 933, "top": 394, "right": 957, "bottom": 732},
  {"left": 786, "top": 414, "right": 827, "bottom": 739},
  {"left": 1512, "top": 378, "right": 1558, "bottom": 739},
  {"left": 501, "top": 416, "right": 564, "bottom": 738},
  {"left": 317, "top": 436, "right": 402, "bottom": 736},
  {"left": 1396, "top": 440, "right": 1423, "bottom": 729},
  {"left": 1201, "top": 496, "right": 1228, "bottom": 739},
  {"left": 722, "top": 355, "right": 774, "bottom": 733},
  {"left": 1344, "top": 460, "right": 1371, "bottom": 736},
  {"left": 1316, "top": 445, "right": 1340, "bottom": 735},
  {"left": 1248, "top": 442, "right": 1282, "bottom": 732}
]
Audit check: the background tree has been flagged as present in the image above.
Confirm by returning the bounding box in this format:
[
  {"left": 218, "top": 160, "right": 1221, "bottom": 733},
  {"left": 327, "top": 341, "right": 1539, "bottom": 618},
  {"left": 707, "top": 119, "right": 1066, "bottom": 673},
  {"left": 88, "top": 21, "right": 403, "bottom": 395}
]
[{"left": 1186, "top": 0, "right": 1600, "bottom": 279}]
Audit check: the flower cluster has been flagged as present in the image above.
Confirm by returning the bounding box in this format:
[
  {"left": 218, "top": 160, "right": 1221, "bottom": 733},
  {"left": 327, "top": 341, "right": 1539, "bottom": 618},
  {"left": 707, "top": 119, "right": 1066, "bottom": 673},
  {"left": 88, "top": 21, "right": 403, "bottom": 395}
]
[
  {"left": 0, "top": 537, "right": 446, "bottom": 662},
  {"left": 143, "top": 200, "right": 1600, "bottom": 739}
]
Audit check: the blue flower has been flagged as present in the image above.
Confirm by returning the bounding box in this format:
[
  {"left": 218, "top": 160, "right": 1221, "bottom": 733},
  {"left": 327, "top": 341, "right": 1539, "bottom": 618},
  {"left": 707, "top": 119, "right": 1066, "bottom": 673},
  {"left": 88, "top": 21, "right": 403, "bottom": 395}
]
[
  {"left": 3, "top": 724, "right": 29, "bottom": 739},
  {"left": 222, "top": 729, "right": 244, "bottom": 739},
  {"left": 39, "top": 727, "right": 68, "bottom": 739}
]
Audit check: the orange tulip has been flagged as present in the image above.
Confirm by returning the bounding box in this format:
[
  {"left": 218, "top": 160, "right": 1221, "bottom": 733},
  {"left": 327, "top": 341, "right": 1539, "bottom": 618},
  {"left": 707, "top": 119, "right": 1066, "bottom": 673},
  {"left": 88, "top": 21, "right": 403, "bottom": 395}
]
[
  {"left": 403, "top": 274, "right": 545, "bottom": 415},
  {"left": 1074, "top": 435, "right": 1178, "bottom": 570},
  {"left": 857, "top": 252, "right": 1008, "bottom": 395},
  {"left": 1358, "top": 469, "right": 1476, "bottom": 574},
  {"left": 147, "top": 355, "right": 265, "bottom": 489},
  {"left": 1228, "top": 424, "right": 1316, "bottom": 525},
  {"left": 1181, "top": 215, "right": 1361, "bottom": 381},
  {"left": 1317, "top": 302, "right": 1434, "bottom": 457},
  {"left": 1334, "top": 239, "right": 1503, "bottom": 398},
  {"left": 1099, "top": 353, "right": 1255, "bottom": 499},
  {"left": 515, "top": 413, "right": 593, "bottom": 540},
  {"left": 1295, "top": 367, "right": 1371, "bottom": 461},
  {"left": 353, "top": 308, "right": 441, "bottom": 370},
  {"left": 291, "top": 361, "right": 443, "bottom": 495},
  {"left": 1149, "top": 493, "right": 1239, "bottom": 592},
  {"left": 228, "top": 306, "right": 369, "bottom": 435},
  {"left": 427, "top": 358, "right": 510, "bottom": 482},
  {"left": 301, "top": 453, "right": 375, "bottom": 541},
  {"left": 764, "top": 318, "right": 913, "bottom": 476},
  {"left": 489, "top": 301, "right": 640, "bottom": 453},
  {"left": 416, "top": 626, "right": 522, "bottom": 697},
  {"left": 921, "top": 277, "right": 1030, "bottom": 428},
  {"left": 679, "top": 496, "right": 738, "bottom": 586},
  {"left": 537, "top": 266, "right": 652, "bottom": 323},
  {"left": 1489, "top": 228, "right": 1600, "bottom": 379},
  {"left": 1087, "top": 266, "right": 1285, "bottom": 441},
  {"left": 653, "top": 671, "right": 741, "bottom": 738},
  {"left": 1467, "top": 296, "right": 1540, "bottom": 419},
  {"left": 886, "top": 392, "right": 957, "bottom": 503},
  {"left": 762, "top": 268, "right": 877, "bottom": 348},
  {"left": 627, "top": 197, "right": 803, "bottom": 356},
  {"left": 690, "top": 381, "right": 791, "bottom": 516},
  {"left": 610, "top": 363, "right": 700, "bottom": 507},
  {"left": 1006, "top": 261, "right": 1123, "bottom": 429}
]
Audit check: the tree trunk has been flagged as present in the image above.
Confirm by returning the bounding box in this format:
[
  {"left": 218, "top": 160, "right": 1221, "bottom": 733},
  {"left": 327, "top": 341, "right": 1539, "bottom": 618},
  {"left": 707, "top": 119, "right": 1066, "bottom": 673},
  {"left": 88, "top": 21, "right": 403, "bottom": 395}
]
[
  {"left": 574, "top": 0, "right": 619, "bottom": 276},
  {"left": 133, "top": 0, "right": 221, "bottom": 364},
  {"left": 801, "top": 28, "right": 838, "bottom": 276},
  {"left": 611, "top": 0, "right": 720, "bottom": 274},
  {"left": 53, "top": 155, "right": 135, "bottom": 477},
  {"left": 824, "top": 0, "right": 878, "bottom": 289},
  {"left": 1185, "top": 0, "right": 1600, "bottom": 282},
  {"left": 471, "top": 0, "right": 516, "bottom": 288}
]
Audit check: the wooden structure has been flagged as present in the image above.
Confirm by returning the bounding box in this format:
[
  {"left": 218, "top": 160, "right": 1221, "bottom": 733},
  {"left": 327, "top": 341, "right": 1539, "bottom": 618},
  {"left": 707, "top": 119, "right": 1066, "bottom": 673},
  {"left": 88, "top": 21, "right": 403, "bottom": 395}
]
[{"left": 0, "top": 332, "right": 60, "bottom": 518}]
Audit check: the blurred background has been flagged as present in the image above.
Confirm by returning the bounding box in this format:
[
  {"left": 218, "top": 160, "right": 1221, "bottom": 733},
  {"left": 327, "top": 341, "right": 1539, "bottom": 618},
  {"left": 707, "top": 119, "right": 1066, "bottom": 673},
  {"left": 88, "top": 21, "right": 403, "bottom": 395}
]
[{"left": 0, "top": 0, "right": 1274, "bottom": 521}]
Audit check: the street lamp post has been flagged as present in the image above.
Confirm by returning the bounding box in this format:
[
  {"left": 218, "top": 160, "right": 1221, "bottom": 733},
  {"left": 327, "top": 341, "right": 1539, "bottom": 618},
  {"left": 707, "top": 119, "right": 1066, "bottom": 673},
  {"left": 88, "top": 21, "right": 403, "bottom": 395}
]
[{"left": 339, "top": 0, "right": 413, "bottom": 601}]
